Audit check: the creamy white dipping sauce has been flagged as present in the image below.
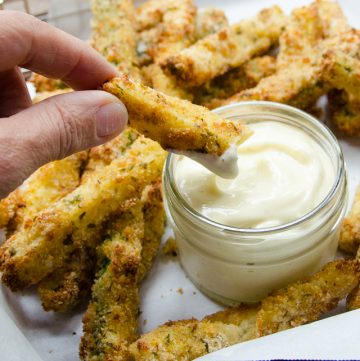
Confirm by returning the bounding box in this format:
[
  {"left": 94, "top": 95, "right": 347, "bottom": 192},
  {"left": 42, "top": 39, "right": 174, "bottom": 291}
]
[{"left": 175, "top": 121, "right": 335, "bottom": 228}]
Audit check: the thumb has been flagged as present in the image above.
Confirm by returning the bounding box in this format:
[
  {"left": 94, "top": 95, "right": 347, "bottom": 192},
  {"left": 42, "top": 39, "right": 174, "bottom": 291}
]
[{"left": 0, "top": 90, "right": 128, "bottom": 198}]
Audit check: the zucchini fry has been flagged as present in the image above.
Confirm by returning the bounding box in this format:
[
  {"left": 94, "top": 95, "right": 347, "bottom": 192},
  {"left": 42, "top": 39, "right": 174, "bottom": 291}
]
[
  {"left": 339, "top": 185, "right": 360, "bottom": 255},
  {"left": 37, "top": 130, "right": 162, "bottom": 312},
  {"left": 12, "top": 152, "right": 88, "bottom": 233},
  {"left": 218, "top": 0, "right": 350, "bottom": 109},
  {"left": 139, "top": 6, "right": 227, "bottom": 100},
  {"left": 161, "top": 6, "right": 285, "bottom": 87},
  {"left": 0, "top": 137, "right": 166, "bottom": 290},
  {"left": 91, "top": 0, "right": 141, "bottom": 80},
  {"left": 130, "top": 259, "right": 359, "bottom": 360},
  {"left": 321, "top": 29, "right": 360, "bottom": 135},
  {"left": 256, "top": 259, "right": 360, "bottom": 336},
  {"left": 80, "top": 203, "right": 144, "bottom": 361},
  {"left": 103, "top": 75, "right": 251, "bottom": 157},
  {"left": 129, "top": 305, "right": 259, "bottom": 361},
  {"left": 347, "top": 248, "right": 360, "bottom": 311},
  {"left": 0, "top": 191, "right": 20, "bottom": 230},
  {"left": 195, "top": 55, "right": 276, "bottom": 108},
  {"left": 135, "top": 0, "right": 196, "bottom": 57},
  {"left": 138, "top": 0, "right": 196, "bottom": 99}
]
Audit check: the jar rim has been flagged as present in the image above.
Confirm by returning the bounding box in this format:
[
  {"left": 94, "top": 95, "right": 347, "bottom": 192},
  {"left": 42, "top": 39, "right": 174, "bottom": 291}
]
[{"left": 164, "top": 101, "right": 345, "bottom": 235}]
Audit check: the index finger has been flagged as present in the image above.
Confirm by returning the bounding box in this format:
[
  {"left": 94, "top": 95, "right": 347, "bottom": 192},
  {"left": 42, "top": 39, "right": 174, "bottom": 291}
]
[{"left": 0, "top": 10, "right": 118, "bottom": 90}]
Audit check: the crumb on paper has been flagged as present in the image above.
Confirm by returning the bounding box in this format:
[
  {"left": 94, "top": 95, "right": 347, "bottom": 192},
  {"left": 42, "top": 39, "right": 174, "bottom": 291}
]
[
  {"left": 178, "top": 287, "right": 184, "bottom": 295},
  {"left": 193, "top": 291, "right": 197, "bottom": 295},
  {"left": 162, "top": 237, "right": 178, "bottom": 256},
  {"left": 72, "top": 331, "right": 77, "bottom": 335},
  {"left": 143, "top": 319, "right": 148, "bottom": 325},
  {"left": 49, "top": 350, "right": 53, "bottom": 354}
]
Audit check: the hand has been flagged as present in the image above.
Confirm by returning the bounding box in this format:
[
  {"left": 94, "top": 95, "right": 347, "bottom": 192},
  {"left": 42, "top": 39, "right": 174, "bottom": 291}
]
[{"left": 0, "top": 11, "right": 128, "bottom": 198}]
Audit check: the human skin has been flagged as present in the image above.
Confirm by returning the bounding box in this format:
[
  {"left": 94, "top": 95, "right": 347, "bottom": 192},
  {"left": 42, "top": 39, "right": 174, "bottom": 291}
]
[{"left": 0, "top": 11, "right": 128, "bottom": 198}]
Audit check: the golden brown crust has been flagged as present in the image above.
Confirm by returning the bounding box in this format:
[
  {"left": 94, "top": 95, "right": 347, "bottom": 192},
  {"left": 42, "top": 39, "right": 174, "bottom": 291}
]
[
  {"left": 161, "top": 6, "right": 285, "bottom": 87},
  {"left": 0, "top": 137, "right": 166, "bottom": 290},
  {"left": 339, "top": 186, "right": 360, "bottom": 254},
  {"left": 256, "top": 259, "right": 360, "bottom": 336},
  {"left": 103, "top": 75, "right": 251, "bottom": 156}
]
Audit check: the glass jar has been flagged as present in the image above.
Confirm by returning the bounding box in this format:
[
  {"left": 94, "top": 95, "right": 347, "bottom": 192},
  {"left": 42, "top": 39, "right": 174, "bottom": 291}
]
[{"left": 163, "top": 101, "right": 348, "bottom": 305}]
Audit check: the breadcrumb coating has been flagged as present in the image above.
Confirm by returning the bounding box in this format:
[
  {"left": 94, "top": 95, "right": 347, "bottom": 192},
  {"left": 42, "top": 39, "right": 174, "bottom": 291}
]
[
  {"left": 0, "top": 137, "right": 166, "bottom": 290},
  {"left": 103, "top": 75, "right": 251, "bottom": 157},
  {"left": 161, "top": 6, "right": 285, "bottom": 87}
]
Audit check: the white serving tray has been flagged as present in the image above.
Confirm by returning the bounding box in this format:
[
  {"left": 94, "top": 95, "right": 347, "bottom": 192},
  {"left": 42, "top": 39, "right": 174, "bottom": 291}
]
[{"left": 1, "top": 1, "right": 360, "bottom": 360}]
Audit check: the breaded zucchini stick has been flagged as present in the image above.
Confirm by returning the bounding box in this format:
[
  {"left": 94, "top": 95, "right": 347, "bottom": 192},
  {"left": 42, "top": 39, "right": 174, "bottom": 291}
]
[
  {"left": 195, "top": 55, "right": 276, "bottom": 108},
  {"left": 137, "top": 0, "right": 196, "bottom": 99},
  {"left": 218, "top": 0, "right": 350, "bottom": 109},
  {"left": 38, "top": 130, "right": 163, "bottom": 312},
  {"left": 130, "top": 259, "right": 359, "bottom": 360},
  {"left": 129, "top": 305, "right": 259, "bottom": 361},
  {"left": 12, "top": 152, "right": 88, "bottom": 232},
  {"left": 103, "top": 75, "right": 251, "bottom": 157},
  {"left": 321, "top": 30, "right": 360, "bottom": 135},
  {"left": 80, "top": 203, "right": 144, "bottom": 361},
  {"left": 138, "top": 181, "right": 164, "bottom": 281},
  {"left": 0, "top": 137, "right": 166, "bottom": 290},
  {"left": 339, "top": 186, "right": 360, "bottom": 255},
  {"left": 91, "top": 0, "right": 141, "bottom": 79},
  {"left": 256, "top": 259, "right": 360, "bottom": 336},
  {"left": 347, "top": 248, "right": 360, "bottom": 311},
  {"left": 138, "top": 7, "right": 227, "bottom": 67},
  {"left": 144, "top": 0, "right": 196, "bottom": 62},
  {"left": 328, "top": 89, "right": 360, "bottom": 136},
  {"left": 0, "top": 192, "right": 20, "bottom": 230},
  {"left": 161, "top": 6, "right": 285, "bottom": 87}
]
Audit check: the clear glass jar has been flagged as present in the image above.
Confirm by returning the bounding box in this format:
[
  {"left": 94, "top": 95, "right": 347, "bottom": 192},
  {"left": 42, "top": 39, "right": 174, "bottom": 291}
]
[{"left": 163, "top": 101, "right": 348, "bottom": 305}]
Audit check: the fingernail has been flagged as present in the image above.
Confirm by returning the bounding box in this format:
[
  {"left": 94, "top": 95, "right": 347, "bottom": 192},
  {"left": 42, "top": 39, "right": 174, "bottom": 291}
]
[{"left": 96, "top": 102, "right": 128, "bottom": 137}]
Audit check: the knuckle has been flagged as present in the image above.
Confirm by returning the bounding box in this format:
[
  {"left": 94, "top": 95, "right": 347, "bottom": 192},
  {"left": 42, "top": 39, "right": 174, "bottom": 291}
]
[{"left": 51, "top": 100, "right": 80, "bottom": 158}]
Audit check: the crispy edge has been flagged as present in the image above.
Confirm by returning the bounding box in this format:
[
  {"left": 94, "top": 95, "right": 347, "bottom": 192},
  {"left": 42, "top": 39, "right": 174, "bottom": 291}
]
[
  {"left": 103, "top": 75, "right": 251, "bottom": 156},
  {"left": 256, "top": 259, "right": 360, "bottom": 336},
  {"left": 161, "top": 6, "right": 285, "bottom": 87},
  {"left": 339, "top": 185, "right": 360, "bottom": 254},
  {"left": 80, "top": 203, "right": 144, "bottom": 360},
  {"left": 0, "top": 137, "right": 166, "bottom": 290}
]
